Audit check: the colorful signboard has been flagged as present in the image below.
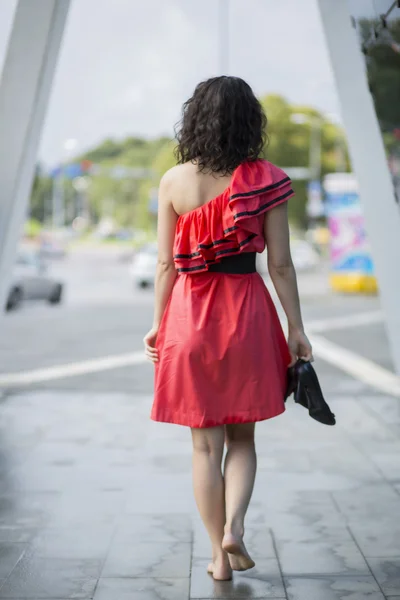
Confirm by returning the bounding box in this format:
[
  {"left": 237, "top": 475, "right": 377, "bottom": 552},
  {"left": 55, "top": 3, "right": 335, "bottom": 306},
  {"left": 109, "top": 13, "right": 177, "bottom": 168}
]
[{"left": 323, "top": 173, "right": 377, "bottom": 293}]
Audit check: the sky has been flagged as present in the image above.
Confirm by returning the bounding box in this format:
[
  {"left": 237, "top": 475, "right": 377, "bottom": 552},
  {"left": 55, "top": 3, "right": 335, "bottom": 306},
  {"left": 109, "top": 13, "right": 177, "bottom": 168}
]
[{"left": 0, "top": 0, "right": 384, "bottom": 166}]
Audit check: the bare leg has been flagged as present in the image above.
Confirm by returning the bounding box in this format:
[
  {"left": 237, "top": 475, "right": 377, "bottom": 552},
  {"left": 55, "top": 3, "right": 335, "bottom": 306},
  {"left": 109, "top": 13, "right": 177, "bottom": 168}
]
[
  {"left": 191, "top": 426, "right": 232, "bottom": 580},
  {"left": 222, "top": 423, "right": 257, "bottom": 571}
]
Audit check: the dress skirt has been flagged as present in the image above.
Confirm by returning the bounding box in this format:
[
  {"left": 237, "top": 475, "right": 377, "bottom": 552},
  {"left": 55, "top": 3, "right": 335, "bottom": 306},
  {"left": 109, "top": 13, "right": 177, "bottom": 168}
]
[{"left": 151, "top": 271, "right": 291, "bottom": 428}]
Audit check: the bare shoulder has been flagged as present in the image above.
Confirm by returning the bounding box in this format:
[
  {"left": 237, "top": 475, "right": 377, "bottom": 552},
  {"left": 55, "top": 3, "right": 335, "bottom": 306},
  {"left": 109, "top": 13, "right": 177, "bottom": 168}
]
[
  {"left": 160, "top": 163, "right": 192, "bottom": 185},
  {"left": 159, "top": 163, "right": 195, "bottom": 199}
]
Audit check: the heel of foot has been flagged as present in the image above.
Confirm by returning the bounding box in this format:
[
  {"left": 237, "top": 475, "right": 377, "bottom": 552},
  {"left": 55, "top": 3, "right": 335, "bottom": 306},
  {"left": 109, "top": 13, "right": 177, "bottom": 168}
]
[
  {"left": 222, "top": 534, "right": 255, "bottom": 572},
  {"left": 222, "top": 533, "right": 240, "bottom": 554}
]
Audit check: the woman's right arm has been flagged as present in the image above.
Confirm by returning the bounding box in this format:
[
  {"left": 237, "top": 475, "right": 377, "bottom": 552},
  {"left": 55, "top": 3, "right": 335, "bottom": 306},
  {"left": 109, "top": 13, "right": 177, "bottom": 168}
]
[{"left": 263, "top": 203, "right": 313, "bottom": 365}]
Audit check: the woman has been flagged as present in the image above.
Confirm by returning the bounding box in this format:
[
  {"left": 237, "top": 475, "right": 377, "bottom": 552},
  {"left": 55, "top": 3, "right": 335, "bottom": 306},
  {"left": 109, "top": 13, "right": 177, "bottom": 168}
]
[{"left": 143, "top": 76, "right": 313, "bottom": 581}]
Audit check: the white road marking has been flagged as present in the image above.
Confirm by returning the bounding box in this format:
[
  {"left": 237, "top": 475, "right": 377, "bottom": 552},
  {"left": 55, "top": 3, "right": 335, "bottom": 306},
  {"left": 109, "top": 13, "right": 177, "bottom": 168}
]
[
  {"left": 0, "top": 311, "right": 398, "bottom": 397},
  {"left": 311, "top": 333, "right": 400, "bottom": 397},
  {"left": 0, "top": 351, "right": 147, "bottom": 387},
  {"left": 306, "top": 310, "right": 383, "bottom": 333}
]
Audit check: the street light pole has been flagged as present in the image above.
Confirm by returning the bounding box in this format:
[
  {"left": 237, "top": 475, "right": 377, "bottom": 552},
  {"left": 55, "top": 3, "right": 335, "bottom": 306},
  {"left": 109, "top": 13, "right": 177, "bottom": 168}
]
[
  {"left": 326, "top": 112, "right": 347, "bottom": 173},
  {"left": 291, "top": 113, "right": 322, "bottom": 180},
  {"left": 291, "top": 113, "right": 324, "bottom": 223},
  {"left": 51, "top": 138, "right": 78, "bottom": 229},
  {"left": 309, "top": 117, "right": 322, "bottom": 181}
]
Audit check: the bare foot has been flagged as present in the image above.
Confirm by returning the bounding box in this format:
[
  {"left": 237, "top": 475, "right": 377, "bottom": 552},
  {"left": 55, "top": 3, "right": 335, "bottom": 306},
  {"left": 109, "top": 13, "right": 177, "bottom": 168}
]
[
  {"left": 222, "top": 532, "right": 255, "bottom": 571},
  {"left": 207, "top": 558, "right": 233, "bottom": 581}
]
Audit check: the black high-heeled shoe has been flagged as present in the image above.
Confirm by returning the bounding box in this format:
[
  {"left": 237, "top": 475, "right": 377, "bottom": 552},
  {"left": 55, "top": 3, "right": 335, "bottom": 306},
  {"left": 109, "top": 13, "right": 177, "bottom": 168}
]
[{"left": 285, "top": 359, "right": 336, "bottom": 426}]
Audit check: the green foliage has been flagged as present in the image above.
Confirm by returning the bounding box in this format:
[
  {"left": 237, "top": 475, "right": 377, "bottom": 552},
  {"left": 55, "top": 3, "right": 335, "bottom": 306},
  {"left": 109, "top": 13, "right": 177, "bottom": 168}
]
[
  {"left": 358, "top": 18, "right": 400, "bottom": 131},
  {"left": 24, "top": 218, "right": 42, "bottom": 238},
  {"left": 79, "top": 136, "right": 171, "bottom": 168},
  {"left": 30, "top": 166, "right": 53, "bottom": 224}
]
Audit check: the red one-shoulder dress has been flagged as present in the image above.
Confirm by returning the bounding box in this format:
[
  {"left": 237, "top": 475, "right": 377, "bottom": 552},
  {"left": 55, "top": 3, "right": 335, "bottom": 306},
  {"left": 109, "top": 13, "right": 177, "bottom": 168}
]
[{"left": 151, "top": 159, "right": 293, "bottom": 428}]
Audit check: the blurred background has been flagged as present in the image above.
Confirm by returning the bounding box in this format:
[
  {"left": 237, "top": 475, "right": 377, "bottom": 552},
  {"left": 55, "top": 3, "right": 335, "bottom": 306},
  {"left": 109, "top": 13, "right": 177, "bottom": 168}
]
[
  {"left": 0, "top": 1, "right": 400, "bottom": 598},
  {"left": 1, "top": 0, "right": 399, "bottom": 317},
  {"left": 1, "top": 0, "right": 398, "bottom": 358}
]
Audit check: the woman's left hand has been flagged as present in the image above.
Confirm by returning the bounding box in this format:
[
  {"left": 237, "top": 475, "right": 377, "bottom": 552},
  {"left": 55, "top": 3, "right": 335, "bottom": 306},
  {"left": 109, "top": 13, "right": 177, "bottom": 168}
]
[{"left": 143, "top": 327, "right": 159, "bottom": 363}]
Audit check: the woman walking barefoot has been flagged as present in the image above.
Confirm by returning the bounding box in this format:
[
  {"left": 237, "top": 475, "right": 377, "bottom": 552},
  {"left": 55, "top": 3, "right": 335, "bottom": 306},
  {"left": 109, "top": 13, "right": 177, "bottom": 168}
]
[{"left": 144, "top": 76, "right": 313, "bottom": 581}]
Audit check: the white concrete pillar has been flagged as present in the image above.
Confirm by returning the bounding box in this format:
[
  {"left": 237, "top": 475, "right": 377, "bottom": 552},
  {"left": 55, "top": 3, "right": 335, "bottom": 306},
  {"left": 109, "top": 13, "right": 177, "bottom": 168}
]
[
  {"left": 317, "top": 0, "right": 400, "bottom": 376},
  {"left": 0, "top": 0, "right": 70, "bottom": 313}
]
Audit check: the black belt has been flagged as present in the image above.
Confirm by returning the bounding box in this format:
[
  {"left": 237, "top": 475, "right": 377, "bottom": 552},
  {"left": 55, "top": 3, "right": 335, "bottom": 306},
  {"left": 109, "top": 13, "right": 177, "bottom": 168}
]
[{"left": 208, "top": 252, "right": 257, "bottom": 274}]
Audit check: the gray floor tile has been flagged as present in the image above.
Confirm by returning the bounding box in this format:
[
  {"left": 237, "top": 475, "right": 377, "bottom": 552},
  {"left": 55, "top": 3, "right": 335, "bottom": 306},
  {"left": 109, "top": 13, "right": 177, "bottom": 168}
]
[
  {"left": 285, "top": 576, "right": 384, "bottom": 600},
  {"left": 241, "top": 528, "right": 276, "bottom": 559},
  {"left": 0, "top": 527, "right": 38, "bottom": 544},
  {"left": 123, "top": 474, "right": 195, "bottom": 514},
  {"left": 0, "top": 556, "right": 99, "bottom": 598},
  {"left": 101, "top": 541, "right": 191, "bottom": 578},
  {"left": 332, "top": 484, "right": 400, "bottom": 522},
  {"left": 0, "top": 492, "right": 59, "bottom": 529},
  {"left": 190, "top": 557, "right": 285, "bottom": 599},
  {"left": 26, "top": 525, "right": 115, "bottom": 560},
  {"left": 366, "top": 557, "right": 400, "bottom": 596},
  {"left": 0, "top": 544, "right": 25, "bottom": 579},
  {"left": 113, "top": 514, "right": 192, "bottom": 544},
  {"left": 94, "top": 577, "right": 189, "bottom": 600},
  {"left": 349, "top": 522, "right": 400, "bottom": 558},
  {"left": 273, "top": 526, "right": 369, "bottom": 576},
  {"left": 47, "top": 490, "right": 125, "bottom": 527}
]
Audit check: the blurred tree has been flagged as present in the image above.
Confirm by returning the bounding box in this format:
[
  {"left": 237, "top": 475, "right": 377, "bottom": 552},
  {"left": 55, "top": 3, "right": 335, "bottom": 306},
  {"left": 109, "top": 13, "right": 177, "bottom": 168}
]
[
  {"left": 358, "top": 18, "right": 400, "bottom": 131},
  {"left": 29, "top": 97, "right": 347, "bottom": 231},
  {"left": 260, "top": 95, "right": 349, "bottom": 226},
  {"left": 152, "top": 139, "right": 176, "bottom": 177},
  {"left": 30, "top": 165, "right": 52, "bottom": 224}
]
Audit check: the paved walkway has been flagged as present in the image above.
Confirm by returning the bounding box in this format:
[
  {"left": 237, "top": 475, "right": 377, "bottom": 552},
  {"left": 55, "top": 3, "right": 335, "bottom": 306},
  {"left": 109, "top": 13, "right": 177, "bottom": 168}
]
[{"left": 1, "top": 374, "right": 400, "bottom": 599}]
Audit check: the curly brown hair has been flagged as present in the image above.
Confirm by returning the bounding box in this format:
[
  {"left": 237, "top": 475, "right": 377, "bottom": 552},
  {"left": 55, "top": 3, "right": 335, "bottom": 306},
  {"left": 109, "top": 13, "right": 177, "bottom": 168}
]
[{"left": 175, "top": 76, "right": 267, "bottom": 174}]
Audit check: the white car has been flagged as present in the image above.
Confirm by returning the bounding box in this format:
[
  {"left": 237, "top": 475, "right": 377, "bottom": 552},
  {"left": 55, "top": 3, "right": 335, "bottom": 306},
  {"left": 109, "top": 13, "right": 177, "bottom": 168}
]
[
  {"left": 130, "top": 242, "right": 158, "bottom": 288},
  {"left": 290, "top": 239, "right": 320, "bottom": 271},
  {"left": 6, "top": 249, "right": 64, "bottom": 311},
  {"left": 257, "top": 239, "right": 320, "bottom": 275},
  {"left": 129, "top": 239, "right": 319, "bottom": 289}
]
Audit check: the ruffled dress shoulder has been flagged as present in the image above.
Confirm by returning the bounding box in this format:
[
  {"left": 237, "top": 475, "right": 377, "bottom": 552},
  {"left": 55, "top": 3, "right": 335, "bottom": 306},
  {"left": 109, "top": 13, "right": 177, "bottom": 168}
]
[{"left": 174, "top": 159, "right": 294, "bottom": 273}]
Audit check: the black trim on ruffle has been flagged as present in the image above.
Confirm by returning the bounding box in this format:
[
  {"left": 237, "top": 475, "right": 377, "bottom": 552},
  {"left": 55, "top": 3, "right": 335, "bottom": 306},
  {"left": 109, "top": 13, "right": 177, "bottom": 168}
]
[
  {"left": 233, "top": 188, "right": 293, "bottom": 219},
  {"left": 199, "top": 238, "right": 234, "bottom": 250},
  {"left": 215, "top": 234, "right": 257, "bottom": 256},
  {"left": 175, "top": 240, "right": 235, "bottom": 259},
  {"left": 177, "top": 264, "right": 207, "bottom": 273},
  {"left": 230, "top": 176, "right": 290, "bottom": 200},
  {"left": 223, "top": 225, "right": 238, "bottom": 234},
  {"left": 176, "top": 234, "right": 257, "bottom": 273},
  {"left": 174, "top": 251, "right": 201, "bottom": 259}
]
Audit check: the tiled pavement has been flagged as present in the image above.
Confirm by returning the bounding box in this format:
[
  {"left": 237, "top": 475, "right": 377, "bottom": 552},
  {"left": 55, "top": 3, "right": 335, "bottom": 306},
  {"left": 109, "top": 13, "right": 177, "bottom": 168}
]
[{"left": 0, "top": 380, "right": 400, "bottom": 599}]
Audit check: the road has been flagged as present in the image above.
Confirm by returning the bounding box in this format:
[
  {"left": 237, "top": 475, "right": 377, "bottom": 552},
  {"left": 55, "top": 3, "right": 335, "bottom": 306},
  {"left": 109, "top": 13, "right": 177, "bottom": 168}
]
[{"left": 0, "top": 246, "right": 393, "bottom": 396}]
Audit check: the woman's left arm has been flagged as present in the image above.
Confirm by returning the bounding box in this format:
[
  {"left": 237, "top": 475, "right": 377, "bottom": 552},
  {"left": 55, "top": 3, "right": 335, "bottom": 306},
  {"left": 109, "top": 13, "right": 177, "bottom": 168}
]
[{"left": 143, "top": 172, "right": 178, "bottom": 363}]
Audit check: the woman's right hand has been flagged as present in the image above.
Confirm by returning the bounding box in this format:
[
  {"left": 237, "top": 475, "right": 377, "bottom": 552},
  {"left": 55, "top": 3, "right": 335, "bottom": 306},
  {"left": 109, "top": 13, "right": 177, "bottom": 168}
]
[
  {"left": 143, "top": 326, "right": 159, "bottom": 363},
  {"left": 287, "top": 329, "right": 313, "bottom": 366}
]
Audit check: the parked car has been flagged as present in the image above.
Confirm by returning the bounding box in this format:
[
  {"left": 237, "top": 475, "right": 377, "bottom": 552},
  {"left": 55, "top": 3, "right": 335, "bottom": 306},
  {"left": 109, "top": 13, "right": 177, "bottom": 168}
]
[
  {"left": 130, "top": 242, "right": 157, "bottom": 288},
  {"left": 38, "top": 230, "right": 68, "bottom": 260},
  {"left": 257, "top": 239, "right": 320, "bottom": 275},
  {"left": 129, "top": 238, "right": 319, "bottom": 290},
  {"left": 39, "top": 238, "right": 67, "bottom": 260},
  {"left": 291, "top": 239, "right": 320, "bottom": 271},
  {"left": 6, "top": 249, "right": 64, "bottom": 311}
]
